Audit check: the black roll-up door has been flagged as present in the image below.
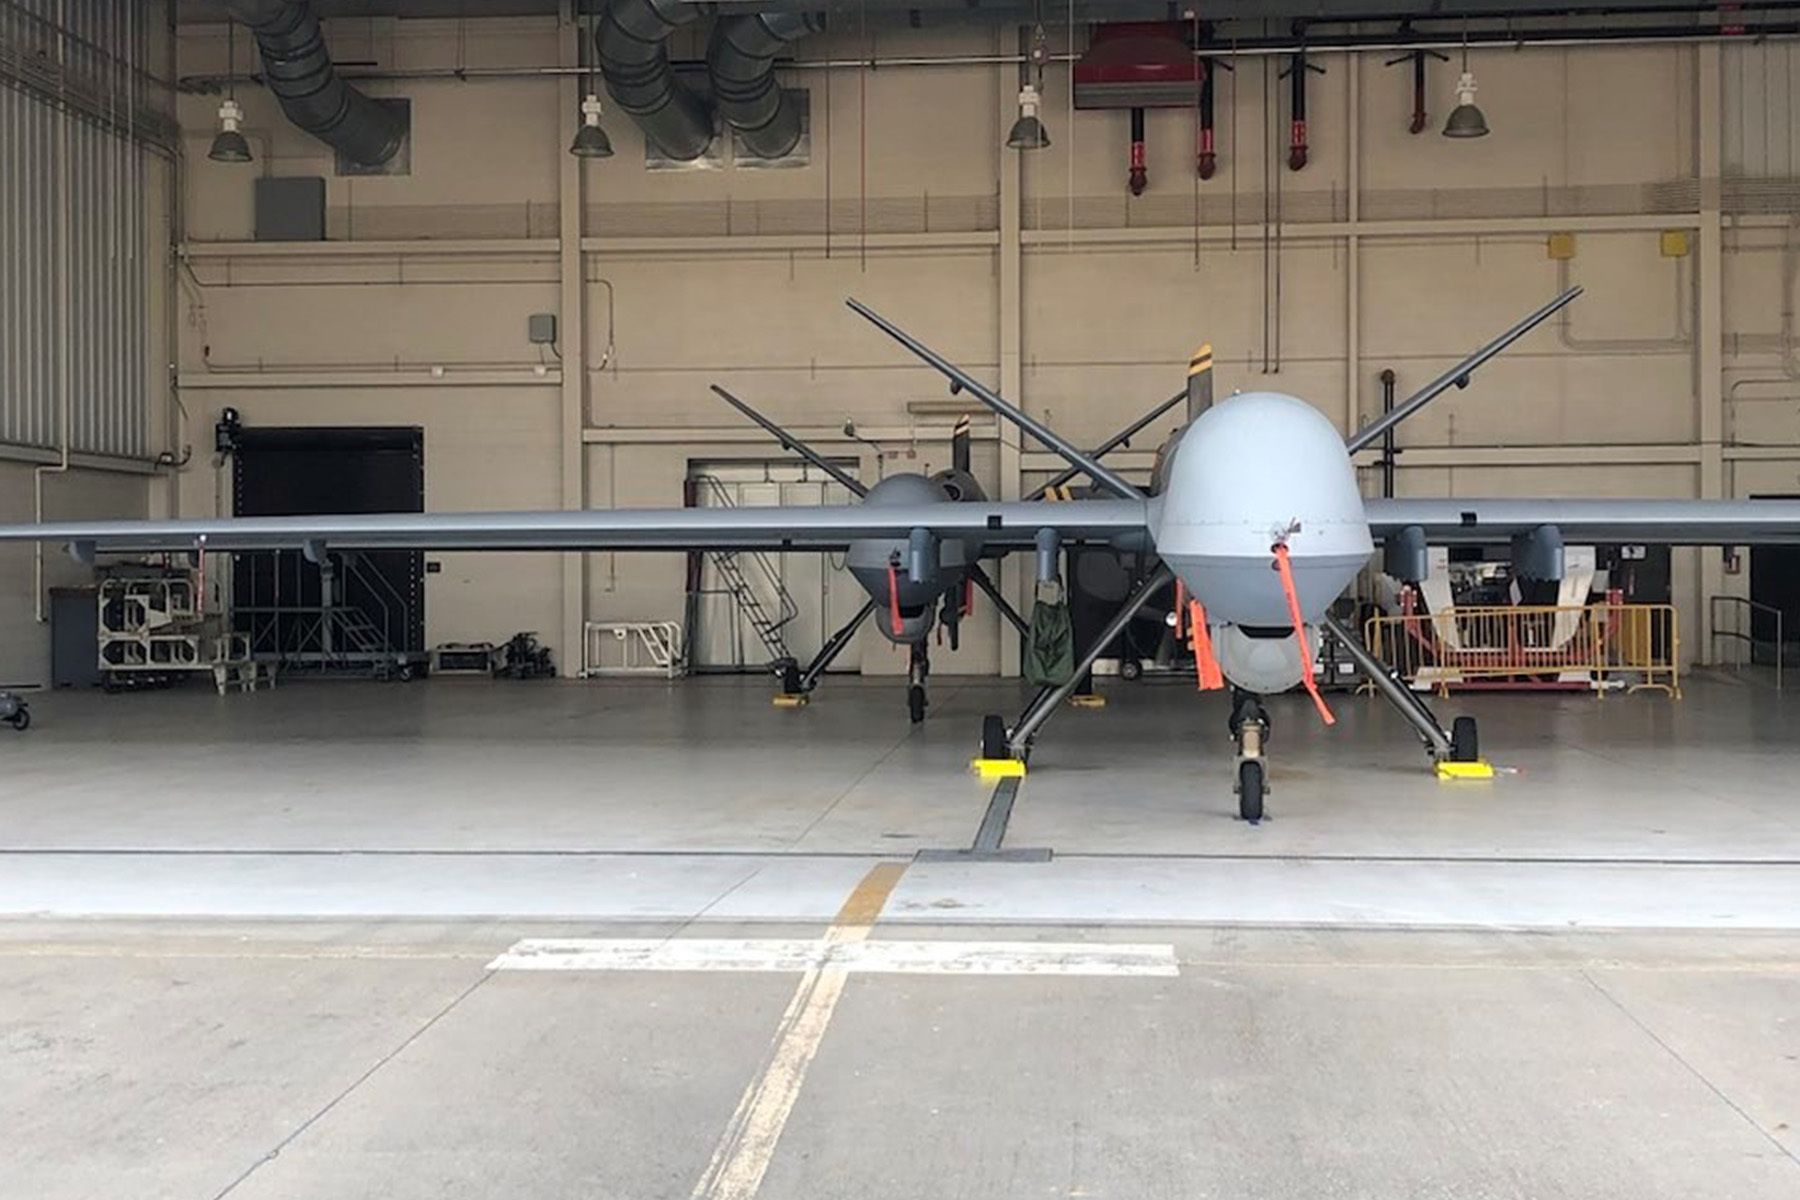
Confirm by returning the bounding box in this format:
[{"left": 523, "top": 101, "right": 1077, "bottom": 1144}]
[{"left": 232, "top": 426, "right": 425, "bottom": 659}]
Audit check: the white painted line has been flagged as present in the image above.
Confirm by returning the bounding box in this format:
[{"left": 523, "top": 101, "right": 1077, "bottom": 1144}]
[{"left": 487, "top": 937, "right": 1180, "bottom": 978}]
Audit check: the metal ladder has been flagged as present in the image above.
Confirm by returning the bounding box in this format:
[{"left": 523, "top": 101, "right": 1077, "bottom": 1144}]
[{"left": 693, "top": 476, "right": 800, "bottom": 667}]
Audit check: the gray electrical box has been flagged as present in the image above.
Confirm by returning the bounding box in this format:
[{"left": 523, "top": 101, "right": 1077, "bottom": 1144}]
[
  {"left": 254, "top": 176, "right": 327, "bottom": 241},
  {"left": 527, "top": 313, "right": 558, "bottom": 345}
]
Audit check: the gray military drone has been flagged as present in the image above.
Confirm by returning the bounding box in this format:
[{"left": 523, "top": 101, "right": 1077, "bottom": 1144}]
[{"left": 8, "top": 291, "right": 1800, "bottom": 822}]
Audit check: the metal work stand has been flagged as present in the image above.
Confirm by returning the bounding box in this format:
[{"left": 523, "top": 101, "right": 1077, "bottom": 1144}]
[{"left": 1003, "top": 564, "right": 1175, "bottom": 759}]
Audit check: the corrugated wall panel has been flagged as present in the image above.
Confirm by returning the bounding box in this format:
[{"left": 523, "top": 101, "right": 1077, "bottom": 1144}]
[
  {"left": 1725, "top": 41, "right": 1800, "bottom": 178},
  {"left": 0, "top": 0, "right": 150, "bottom": 459}
]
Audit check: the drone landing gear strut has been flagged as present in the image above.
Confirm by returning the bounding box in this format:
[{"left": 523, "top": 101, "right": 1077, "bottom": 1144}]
[
  {"left": 1320, "top": 613, "right": 1481, "bottom": 770},
  {"left": 774, "top": 599, "right": 877, "bottom": 708}
]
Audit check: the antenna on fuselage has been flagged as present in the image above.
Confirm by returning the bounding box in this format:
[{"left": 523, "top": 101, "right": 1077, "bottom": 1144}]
[
  {"left": 709, "top": 385, "right": 870, "bottom": 498},
  {"left": 844, "top": 297, "right": 1145, "bottom": 501},
  {"left": 1344, "top": 286, "right": 1582, "bottom": 456}
]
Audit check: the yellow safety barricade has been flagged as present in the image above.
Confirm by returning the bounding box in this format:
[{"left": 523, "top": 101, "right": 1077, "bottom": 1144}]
[{"left": 1362, "top": 603, "right": 1680, "bottom": 697}]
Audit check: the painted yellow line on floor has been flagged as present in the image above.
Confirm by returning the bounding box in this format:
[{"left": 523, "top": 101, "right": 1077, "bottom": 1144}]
[{"left": 688, "top": 860, "right": 906, "bottom": 1200}]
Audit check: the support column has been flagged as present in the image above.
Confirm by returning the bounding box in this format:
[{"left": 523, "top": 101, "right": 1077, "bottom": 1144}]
[
  {"left": 1696, "top": 43, "right": 1725, "bottom": 661},
  {"left": 1344, "top": 52, "right": 1362, "bottom": 440},
  {"left": 558, "top": 1, "right": 588, "bottom": 677},
  {"left": 997, "top": 29, "right": 1025, "bottom": 678}
]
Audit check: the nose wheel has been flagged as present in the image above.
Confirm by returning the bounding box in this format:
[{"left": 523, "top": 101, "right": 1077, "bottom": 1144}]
[
  {"left": 1235, "top": 758, "right": 1264, "bottom": 823},
  {"left": 1230, "top": 690, "right": 1269, "bottom": 824},
  {"left": 907, "top": 642, "right": 931, "bottom": 725}
]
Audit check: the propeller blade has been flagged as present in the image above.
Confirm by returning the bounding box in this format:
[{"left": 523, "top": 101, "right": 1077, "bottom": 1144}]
[{"left": 1186, "top": 342, "right": 1214, "bottom": 419}]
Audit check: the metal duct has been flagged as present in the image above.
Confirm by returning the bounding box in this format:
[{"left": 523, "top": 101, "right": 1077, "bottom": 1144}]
[
  {"left": 596, "top": 0, "right": 713, "bottom": 162},
  {"left": 708, "top": 11, "right": 824, "bottom": 160},
  {"left": 226, "top": 0, "right": 404, "bottom": 166}
]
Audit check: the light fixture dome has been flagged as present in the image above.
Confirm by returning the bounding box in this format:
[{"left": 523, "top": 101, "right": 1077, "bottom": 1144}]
[
  {"left": 208, "top": 97, "right": 252, "bottom": 163},
  {"left": 1441, "top": 69, "right": 1489, "bottom": 138},
  {"left": 1007, "top": 82, "right": 1050, "bottom": 151},
  {"left": 570, "top": 92, "right": 615, "bottom": 158},
  {"left": 208, "top": 129, "right": 253, "bottom": 163}
]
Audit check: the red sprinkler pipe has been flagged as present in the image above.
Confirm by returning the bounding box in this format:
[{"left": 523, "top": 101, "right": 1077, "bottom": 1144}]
[
  {"left": 1287, "top": 50, "right": 1308, "bottom": 171},
  {"left": 1128, "top": 106, "right": 1147, "bottom": 195},
  {"left": 1196, "top": 60, "right": 1216, "bottom": 180}
]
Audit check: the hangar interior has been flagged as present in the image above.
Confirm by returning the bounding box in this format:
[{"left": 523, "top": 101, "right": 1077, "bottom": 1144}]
[{"left": 2, "top": 1, "right": 1799, "bottom": 1197}]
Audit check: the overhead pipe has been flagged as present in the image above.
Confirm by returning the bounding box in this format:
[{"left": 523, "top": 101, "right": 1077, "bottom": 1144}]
[
  {"left": 1196, "top": 58, "right": 1216, "bottom": 179},
  {"left": 223, "top": 0, "right": 404, "bottom": 166},
  {"left": 596, "top": 0, "right": 713, "bottom": 161},
  {"left": 180, "top": 25, "right": 1800, "bottom": 93},
  {"left": 708, "top": 10, "right": 825, "bottom": 160},
  {"left": 1407, "top": 49, "right": 1428, "bottom": 133},
  {"left": 1282, "top": 44, "right": 1323, "bottom": 171}
]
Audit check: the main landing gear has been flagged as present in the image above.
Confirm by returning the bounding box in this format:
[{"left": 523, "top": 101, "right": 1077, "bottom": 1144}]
[
  {"left": 1321, "top": 613, "right": 1481, "bottom": 768},
  {"left": 980, "top": 565, "right": 1176, "bottom": 766},
  {"left": 773, "top": 598, "right": 879, "bottom": 708}
]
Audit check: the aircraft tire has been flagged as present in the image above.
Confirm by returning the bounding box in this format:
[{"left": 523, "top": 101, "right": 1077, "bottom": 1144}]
[
  {"left": 1237, "top": 760, "right": 1264, "bottom": 823},
  {"left": 1450, "top": 716, "right": 1479, "bottom": 762},
  {"left": 980, "top": 713, "right": 1007, "bottom": 759}
]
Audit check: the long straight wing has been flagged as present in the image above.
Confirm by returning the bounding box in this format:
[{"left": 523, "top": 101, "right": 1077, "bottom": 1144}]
[
  {"left": 1367, "top": 498, "right": 1800, "bottom": 545},
  {"left": 0, "top": 500, "right": 1151, "bottom": 555}
]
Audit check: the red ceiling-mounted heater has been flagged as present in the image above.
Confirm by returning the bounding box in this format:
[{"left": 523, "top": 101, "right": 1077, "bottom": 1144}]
[{"left": 1073, "top": 23, "right": 1204, "bottom": 196}]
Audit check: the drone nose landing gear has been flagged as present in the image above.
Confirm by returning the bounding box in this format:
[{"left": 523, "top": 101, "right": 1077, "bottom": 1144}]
[
  {"left": 1229, "top": 689, "right": 1269, "bottom": 824},
  {"left": 907, "top": 640, "right": 931, "bottom": 724}
]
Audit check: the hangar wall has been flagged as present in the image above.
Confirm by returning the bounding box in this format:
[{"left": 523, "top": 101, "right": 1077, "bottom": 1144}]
[
  {"left": 164, "top": 15, "right": 1800, "bottom": 675},
  {"left": 0, "top": 2, "right": 175, "bottom": 686}
]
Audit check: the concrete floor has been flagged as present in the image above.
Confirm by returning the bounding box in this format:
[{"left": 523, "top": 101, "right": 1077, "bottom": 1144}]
[{"left": 1, "top": 674, "right": 1797, "bottom": 1197}]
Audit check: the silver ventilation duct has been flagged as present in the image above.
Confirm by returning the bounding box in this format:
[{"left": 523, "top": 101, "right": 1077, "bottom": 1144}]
[
  {"left": 224, "top": 0, "right": 404, "bottom": 167},
  {"left": 707, "top": 11, "right": 823, "bottom": 160},
  {"left": 596, "top": 0, "right": 713, "bottom": 162}
]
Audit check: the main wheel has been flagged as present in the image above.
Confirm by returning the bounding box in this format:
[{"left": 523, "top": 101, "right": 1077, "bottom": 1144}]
[
  {"left": 908, "top": 684, "right": 927, "bottom": 724},
  {"left": 1450, "top": 716, "right": 1479, "bottom": 762},
  {"left": 8, "top": 707, "right": 28, "bottom": 732},
  {"left": 1237, "top": 759, "right": 1265, "bottom": 823},
  {"left": 980, "top": 713, "right": 1007, "bottom": 760},
  {"left": 1119, "top": 658, "right": 1143, "bottom": 682}
]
